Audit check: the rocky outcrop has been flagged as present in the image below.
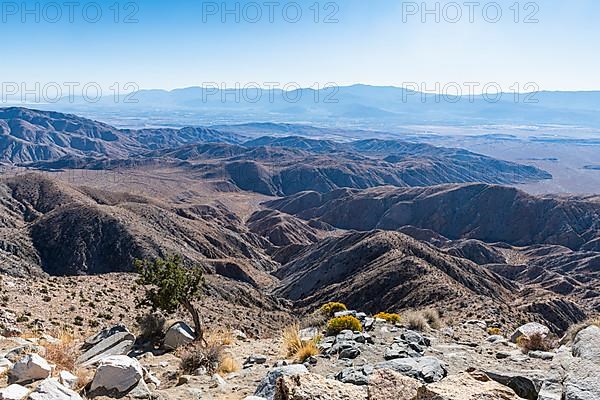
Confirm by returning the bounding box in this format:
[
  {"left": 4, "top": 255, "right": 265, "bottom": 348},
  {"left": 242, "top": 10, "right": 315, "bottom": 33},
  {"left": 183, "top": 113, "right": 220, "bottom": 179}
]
[
  {"left": 274, "top": 373, "right": 367, "bottom": 400},
  {"left": 539, "top": 325, "right": 600, "bottom": 400},
  {"left": 367, "top": 369, "right": 421, "bottom": 400},
  {"left": 416, "top": 370, "right": 520, "bottom": 399},
  {"left": 254, "top": 365, "right": 309, "bottom": 400},
  {"left": 163, "top": 322, "right": 195, "bottom": 350}
]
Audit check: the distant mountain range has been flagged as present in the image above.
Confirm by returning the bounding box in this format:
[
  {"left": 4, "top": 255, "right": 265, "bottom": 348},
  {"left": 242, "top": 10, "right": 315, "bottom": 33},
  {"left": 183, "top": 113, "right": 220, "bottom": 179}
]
[{"left": 46, "top": 84, "right": 600, "bottom": 129}]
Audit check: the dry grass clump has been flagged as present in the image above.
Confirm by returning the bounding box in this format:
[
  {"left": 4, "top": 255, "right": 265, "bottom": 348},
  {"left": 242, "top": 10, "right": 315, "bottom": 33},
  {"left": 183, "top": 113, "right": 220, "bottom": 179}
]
[
  {"left": 405, "top": 312, "right": 428, "bottom": 332},
  {"left": 374, "top": 312, "right": 401, "bottom": 324},
  {"left": 42, "top": 330, "right": 78, "bottom": 372},
  {"left": 422, "top": 309, "right": 442, "bottom": 329},
  {"left": 207, "top": 329, "right": 234, "bottom": 346},
  {"left": 487, "top": 327, "right": 502, "bottom": 336},
  {"left": 217, "top": 354, "right": 240, "bottom": 375},
  {"left": 282, "top": 323, "right": 319, "bottom": 363},
  {"left": 326, "top": 316, "right": 362, "bottom": 336},
  {"left": 319, "top": 302, "right": 348, "bottom": 317},
  {"left": 517, "top": 333, "right": 556, "bottom": 353},
  {"left": 178, "top": 342, "right": 224, "bottom": 375}
]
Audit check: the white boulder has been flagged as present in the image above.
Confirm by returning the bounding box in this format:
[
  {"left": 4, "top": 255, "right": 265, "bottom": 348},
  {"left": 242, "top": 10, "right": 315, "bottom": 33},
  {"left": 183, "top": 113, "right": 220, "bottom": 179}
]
[
  {"left": 28, "top": 378, "right": 82, "bottom": 400},
  {"left": 58, "top": 371, "right": 78, "bottom": 390},
  {"left": 510, "top": 322, "right": 550, "bottom": 343},
  {"left": 0, "top": 384, "right": 29, "bottom": 400},
  {"left": 90, "top": 355, "right": 143, "bottom": 394},
  {"left": 163, "top": 321, "right": 195, "bottom": 350}
]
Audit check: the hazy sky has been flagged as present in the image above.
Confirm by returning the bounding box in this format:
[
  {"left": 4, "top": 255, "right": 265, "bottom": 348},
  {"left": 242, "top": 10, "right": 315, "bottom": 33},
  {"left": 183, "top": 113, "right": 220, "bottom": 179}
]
[{"left": 2, "top": 0, "right": 599, "bottom": 92}]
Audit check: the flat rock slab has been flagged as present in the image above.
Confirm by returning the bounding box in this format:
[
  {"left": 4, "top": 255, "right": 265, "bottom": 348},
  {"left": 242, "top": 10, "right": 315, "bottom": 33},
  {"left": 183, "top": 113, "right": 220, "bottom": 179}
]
[{"left": 77, "top": 331, "right": 135, "bottom": 366}]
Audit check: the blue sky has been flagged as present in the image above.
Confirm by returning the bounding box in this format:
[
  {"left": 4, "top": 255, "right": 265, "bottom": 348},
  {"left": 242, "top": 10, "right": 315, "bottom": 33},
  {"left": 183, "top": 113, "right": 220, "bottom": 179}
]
[{"left": 1, "top": 0, "right": 599, "bottom": 92}]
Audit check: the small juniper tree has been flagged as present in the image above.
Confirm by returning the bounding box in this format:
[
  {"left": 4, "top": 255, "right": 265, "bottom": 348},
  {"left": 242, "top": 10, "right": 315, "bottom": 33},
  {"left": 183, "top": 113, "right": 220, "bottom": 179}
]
[{"left": 135, "top": 255, "right": 207, "bottom": 345}]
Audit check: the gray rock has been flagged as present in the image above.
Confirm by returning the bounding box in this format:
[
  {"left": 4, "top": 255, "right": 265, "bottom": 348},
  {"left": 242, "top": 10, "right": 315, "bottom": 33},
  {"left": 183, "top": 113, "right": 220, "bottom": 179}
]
[
  {"left": 3, "top": 345, "right": 45, "bottom": 363},
  {"left": 28, "top": 379, "right": 82, "bottom": 400},
  {"left": 487, "top": 335, "right": 505, "bottom": 343},
  {"left": 375, "top": 356, "right": 447, "bottom": 383},
  {"left": 510, "top": 322, "right": 549, "bottom": 343},
  {"left": 299, "top": 327, "right": 319, "bottom": 342},
  {"left": 83, "top": 325, "right": 128, "bottom": 348},
  {"left": 9, "top": 354, "right": 52, "bottom": 384},
  {"left": 244, "top": 355, "right": 268, "bottom": 367},
  {"left": 364, "top": 318, "right": 375, "bottom": 331},
  {"left": 90, "top": 355, "right": 144, "bottom": 394},
  {"left": 336, "top": 365, "right": 374, "bottom": 386},
  {"left": 529, "top": 351, "right": 555, "bottom": 361},
  {"left": 400, "top": 330, "right": 430, "bottom": 347},
  {"left": 572, "top": 325, "right": 600, "bottom": 363},
  {"left": 384, "top": 342, "right": 422, "bottom": 360},
  {"left": 339, "top": 346, "right": 361, "bottom": 359},
  {"left": 254, "top": 364, "right": 308, "bottom": 400},
  {"left": 163, "top": 321, "right": 195, "bottom": 350},
  {"left": 77, "top": 330, "right": 135, "bottom": 366},
  {"left": 334, "top": 310, "right": 357, "bottom": 318},
  {"left": 485, "top": 371, "right": 542, "bottom": 400}
]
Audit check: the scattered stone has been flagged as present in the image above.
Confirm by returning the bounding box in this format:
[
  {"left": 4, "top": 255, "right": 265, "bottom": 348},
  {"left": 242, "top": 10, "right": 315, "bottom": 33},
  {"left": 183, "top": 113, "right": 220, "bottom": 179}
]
[
  {"left": 487, "top": 335, "right": 505, "bottom": 343},
  {"left": 211, "top": 374, "right": 228, "bottom": 390},
  {"left": 298, "top": 327, "right": 319, "bottom": 342},
  {"left": 9, "top": 354, "right": 52, "bottom": 384},
  {"left": 0, "top": 358, "right": 13, "bottom": 375},
  {"left": 245, "top": 355, "right": 267, "bottom": 365},
  {"left": 163, "top": 321, "right": 195, "bottom": 350},
  {"left": 375, "top": 356, "right": 447, "bottom": 383},
  {"left": 417, "top": 371, "right": 520, "bottom": 399},
  {"left": 336, "top": 366, "right": 374, "bottom": 386},
  {"left": 28, "top": 378, "right": 82, "bottom": 400},
  {"left": 4, "top": 345, "right": 45, "bottom": 363},
  {"left": 339, "top": 347, "right": 361, "bottom": 360},
  {"left": 233, "top": 330, "right": 248, "bottom": 341},
  {"left": 400, "top": 331, "right": 430, "bottom": 347},
  {"left": 465, "top": 320, "right": 488, "bottom": 330},
  {"left": 529, "top": 351, "right": 555, "bottom": 361},
  {"left": 58, "top": 371, "right": 78, "bottom": 390},
  {"left": 254, "top": 364, "right": 309, "bottom": 400},
  {"left": 90, "top": 355, "right": 144, "bottom": 395},
  {"left": 334, "top": 310, "right": 357, "bottom": 318},
  {"left": 364, "top": 318, "right": 375, "bottom": 331},
  {"left": 510, "top": 322, "right": 549, "bottom": 343},
  {"left": 275, "top": 373, "right": 368, "bottom": 400},
  {"left": 367, "top": 369, "right": 421, "bottom": 400},
  {"left": 0, "top": 384, "right": 29, "bottom": 400}
]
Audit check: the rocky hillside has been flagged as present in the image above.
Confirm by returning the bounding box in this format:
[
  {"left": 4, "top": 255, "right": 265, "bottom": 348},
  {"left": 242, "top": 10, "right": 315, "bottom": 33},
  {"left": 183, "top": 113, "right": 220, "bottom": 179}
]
[
  {"left": 0, "top": 174, "right": 277, "bottom": 288},
  {"left": 273, "top": 231, "right": 516, "bottom": 315},
  {"left": 265, "top": 184, "right": 600, "bottom": 250}
]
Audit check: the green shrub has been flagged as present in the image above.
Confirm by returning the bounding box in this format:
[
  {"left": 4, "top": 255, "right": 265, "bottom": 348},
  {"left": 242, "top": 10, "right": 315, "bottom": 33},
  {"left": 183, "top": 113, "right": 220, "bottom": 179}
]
[
  {"left": 319, "top": 302, "right": 348, "bottom": 317},
  {"left": 374, "top": 312, "right": 401, "bottom": 324},
  {"left": 326, "top": 316, "right": 362, "bottom": 335}
]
